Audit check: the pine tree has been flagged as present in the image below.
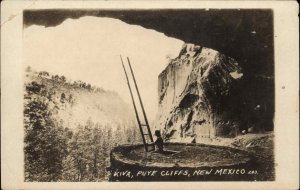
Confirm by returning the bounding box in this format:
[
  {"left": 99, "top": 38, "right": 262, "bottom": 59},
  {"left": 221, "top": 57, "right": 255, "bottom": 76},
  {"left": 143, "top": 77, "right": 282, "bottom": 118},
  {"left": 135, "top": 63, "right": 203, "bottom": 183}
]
[{"left": 24, "top": 99, "right": 68, "bottom": 181}]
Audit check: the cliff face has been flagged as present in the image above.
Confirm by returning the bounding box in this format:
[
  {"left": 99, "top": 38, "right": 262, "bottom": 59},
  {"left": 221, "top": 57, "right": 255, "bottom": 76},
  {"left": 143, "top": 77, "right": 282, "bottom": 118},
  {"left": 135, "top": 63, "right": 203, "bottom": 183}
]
[{"left": 156, "top": 44, "right": 243, "bottom": 142}]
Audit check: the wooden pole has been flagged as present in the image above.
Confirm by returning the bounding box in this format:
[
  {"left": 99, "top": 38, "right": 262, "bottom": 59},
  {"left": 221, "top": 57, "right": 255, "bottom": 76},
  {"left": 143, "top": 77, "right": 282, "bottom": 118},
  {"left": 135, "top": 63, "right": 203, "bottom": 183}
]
[
  {"left": 120, "top": 55, "right": 147, "bottom": 150},
  {"left": 127, "top": 57, "right": 154, "bottom": 143}
]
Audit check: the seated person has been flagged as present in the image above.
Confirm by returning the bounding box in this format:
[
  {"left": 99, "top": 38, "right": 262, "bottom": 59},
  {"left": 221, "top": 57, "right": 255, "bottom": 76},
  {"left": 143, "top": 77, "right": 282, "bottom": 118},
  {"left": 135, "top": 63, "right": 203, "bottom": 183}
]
[{"left": 153, "top": 130, "right": 164, "bottom": 152}]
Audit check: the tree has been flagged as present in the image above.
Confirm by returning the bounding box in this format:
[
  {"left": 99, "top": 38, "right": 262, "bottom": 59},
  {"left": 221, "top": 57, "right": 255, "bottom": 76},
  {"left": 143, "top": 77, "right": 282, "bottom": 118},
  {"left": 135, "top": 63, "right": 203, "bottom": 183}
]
[
  {"left": 82, "top": 82, "right": 86, "bottom": 88},
  {"left": 26, "top": 81, "right": 43, "bottom": 94},
  {"left": 87, "top": 84, "right": 91, "bottom": 90},
  {"left": 25, "top": 66, "right": 32, "bottom": 72},
  {"left": 60, "top": 75, "right": 66, "bottom": 82},
  {"left": 60, "top": 93, "right": 66, "bottom": 103},
  {"left": 24, "top": 98, "right": 68, "bottom": 181}
]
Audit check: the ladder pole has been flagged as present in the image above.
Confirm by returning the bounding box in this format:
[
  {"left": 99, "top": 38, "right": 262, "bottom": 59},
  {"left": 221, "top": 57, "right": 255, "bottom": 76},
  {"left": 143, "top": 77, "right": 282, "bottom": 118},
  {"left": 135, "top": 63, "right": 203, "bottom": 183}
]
[
  {"left": 120, "top": 55, "right": 147, "bottom": 150},
  {"left": 127, "top": 57, "right": 154, "bottom": 142}
]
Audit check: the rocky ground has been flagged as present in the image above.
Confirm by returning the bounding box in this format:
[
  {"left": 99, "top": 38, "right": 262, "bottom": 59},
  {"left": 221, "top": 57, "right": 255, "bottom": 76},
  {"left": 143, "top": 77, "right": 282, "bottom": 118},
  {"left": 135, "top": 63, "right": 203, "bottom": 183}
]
[
  {"left": 202, "top": 132, "right": 274, "bottom": 159},
  {"left": 200, "top": 132, "right": 275, "bottom": 180}
]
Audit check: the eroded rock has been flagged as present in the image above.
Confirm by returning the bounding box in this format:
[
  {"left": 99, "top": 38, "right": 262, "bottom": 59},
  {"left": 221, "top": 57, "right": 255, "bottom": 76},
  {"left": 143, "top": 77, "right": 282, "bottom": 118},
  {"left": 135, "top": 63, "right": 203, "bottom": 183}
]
[{"left": 156, "top": 43, "right": 243, "bottom": 142}]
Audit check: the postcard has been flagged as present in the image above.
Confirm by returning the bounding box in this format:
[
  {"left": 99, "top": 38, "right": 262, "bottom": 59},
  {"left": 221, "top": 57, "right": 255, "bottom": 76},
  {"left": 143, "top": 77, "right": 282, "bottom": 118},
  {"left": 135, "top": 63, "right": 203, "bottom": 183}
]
[{"left": 1, "top": 1, "right": 299, "bottom": 189}]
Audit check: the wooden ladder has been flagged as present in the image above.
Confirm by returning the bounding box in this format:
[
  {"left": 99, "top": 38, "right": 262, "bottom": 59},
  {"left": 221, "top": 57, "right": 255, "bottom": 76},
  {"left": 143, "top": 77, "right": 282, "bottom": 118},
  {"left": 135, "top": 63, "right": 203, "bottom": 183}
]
[{"left": 120, "top": 56, "right": 155, "bottom": 152}]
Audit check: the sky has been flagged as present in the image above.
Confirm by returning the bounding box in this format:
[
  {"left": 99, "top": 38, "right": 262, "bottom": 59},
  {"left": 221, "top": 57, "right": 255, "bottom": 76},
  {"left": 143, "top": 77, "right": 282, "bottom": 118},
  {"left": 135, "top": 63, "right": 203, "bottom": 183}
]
[{"left": 23, "top": 16, "right": 184, "bottom": 121}]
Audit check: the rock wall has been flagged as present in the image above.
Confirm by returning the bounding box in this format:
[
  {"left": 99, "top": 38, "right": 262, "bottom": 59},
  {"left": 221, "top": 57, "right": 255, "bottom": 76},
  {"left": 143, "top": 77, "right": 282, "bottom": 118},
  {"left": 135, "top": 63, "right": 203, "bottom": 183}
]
[{"left": 156, "top": 44, "right": 243, "bottom": 142}]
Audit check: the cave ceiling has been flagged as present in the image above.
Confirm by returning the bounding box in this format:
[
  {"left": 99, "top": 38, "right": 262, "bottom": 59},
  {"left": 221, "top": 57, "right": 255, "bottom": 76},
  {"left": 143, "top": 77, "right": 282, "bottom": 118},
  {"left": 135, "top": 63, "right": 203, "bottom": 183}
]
[{"left": 24, "top": 9, "right": 274, "bottom": 77}]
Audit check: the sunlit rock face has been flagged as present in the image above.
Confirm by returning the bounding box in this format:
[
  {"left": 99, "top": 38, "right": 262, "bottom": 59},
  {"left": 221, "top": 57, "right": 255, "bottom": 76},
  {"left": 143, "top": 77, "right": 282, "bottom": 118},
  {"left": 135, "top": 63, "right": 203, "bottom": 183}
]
[{"left": 156, "top": 43, "right": 243, "bottom": 143}]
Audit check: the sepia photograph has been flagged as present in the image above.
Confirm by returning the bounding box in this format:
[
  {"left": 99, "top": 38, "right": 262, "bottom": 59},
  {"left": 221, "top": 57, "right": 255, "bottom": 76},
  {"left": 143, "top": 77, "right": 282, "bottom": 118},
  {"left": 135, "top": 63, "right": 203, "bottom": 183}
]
[
  {"left": 1, "top": 1, "right": 299, "bottom": 189},
  {"left": 22, "top": 8, "right": 274, "bottom": 182}
]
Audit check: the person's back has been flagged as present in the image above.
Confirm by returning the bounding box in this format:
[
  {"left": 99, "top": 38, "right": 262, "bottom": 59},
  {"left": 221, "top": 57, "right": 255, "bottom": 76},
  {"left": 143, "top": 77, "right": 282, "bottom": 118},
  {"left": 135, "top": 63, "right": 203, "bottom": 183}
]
[
  {"left": 155, "top": 136, "right": 164, "bottom": 152},
  {"left": 154, "top": 130, "right": 164, "bottom": 152}
]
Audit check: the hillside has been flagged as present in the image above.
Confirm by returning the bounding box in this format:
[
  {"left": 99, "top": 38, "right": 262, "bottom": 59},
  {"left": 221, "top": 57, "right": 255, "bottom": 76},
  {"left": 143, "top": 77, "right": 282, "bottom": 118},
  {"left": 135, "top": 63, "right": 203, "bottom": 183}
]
[
  {"left": 24, "top": 69, "right": 133, "bottom": 129},
  {"left": 24, "top": 67, "right": 141, "bottom": 182}
]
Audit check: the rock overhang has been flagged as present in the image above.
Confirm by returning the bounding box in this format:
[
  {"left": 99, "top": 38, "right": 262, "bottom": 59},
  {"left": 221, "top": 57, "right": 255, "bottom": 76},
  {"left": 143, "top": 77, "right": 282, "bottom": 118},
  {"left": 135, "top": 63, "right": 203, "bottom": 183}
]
[{"left": 24, "top": 9, "right": 274, "bottom": 77}]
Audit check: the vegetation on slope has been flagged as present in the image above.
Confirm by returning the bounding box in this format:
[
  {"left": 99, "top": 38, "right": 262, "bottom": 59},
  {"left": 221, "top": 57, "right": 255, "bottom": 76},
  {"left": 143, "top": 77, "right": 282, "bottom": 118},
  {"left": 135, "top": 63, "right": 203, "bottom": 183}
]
[{"left": 24, "top": 67, "right": 141, "bottom": 181}]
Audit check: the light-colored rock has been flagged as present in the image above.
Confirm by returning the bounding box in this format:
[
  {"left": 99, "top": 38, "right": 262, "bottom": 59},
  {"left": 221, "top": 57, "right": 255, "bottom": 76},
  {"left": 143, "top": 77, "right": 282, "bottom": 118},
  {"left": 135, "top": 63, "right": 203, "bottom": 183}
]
[{"left": 156, "top": 43, "right": 242, "bottom": 142}]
